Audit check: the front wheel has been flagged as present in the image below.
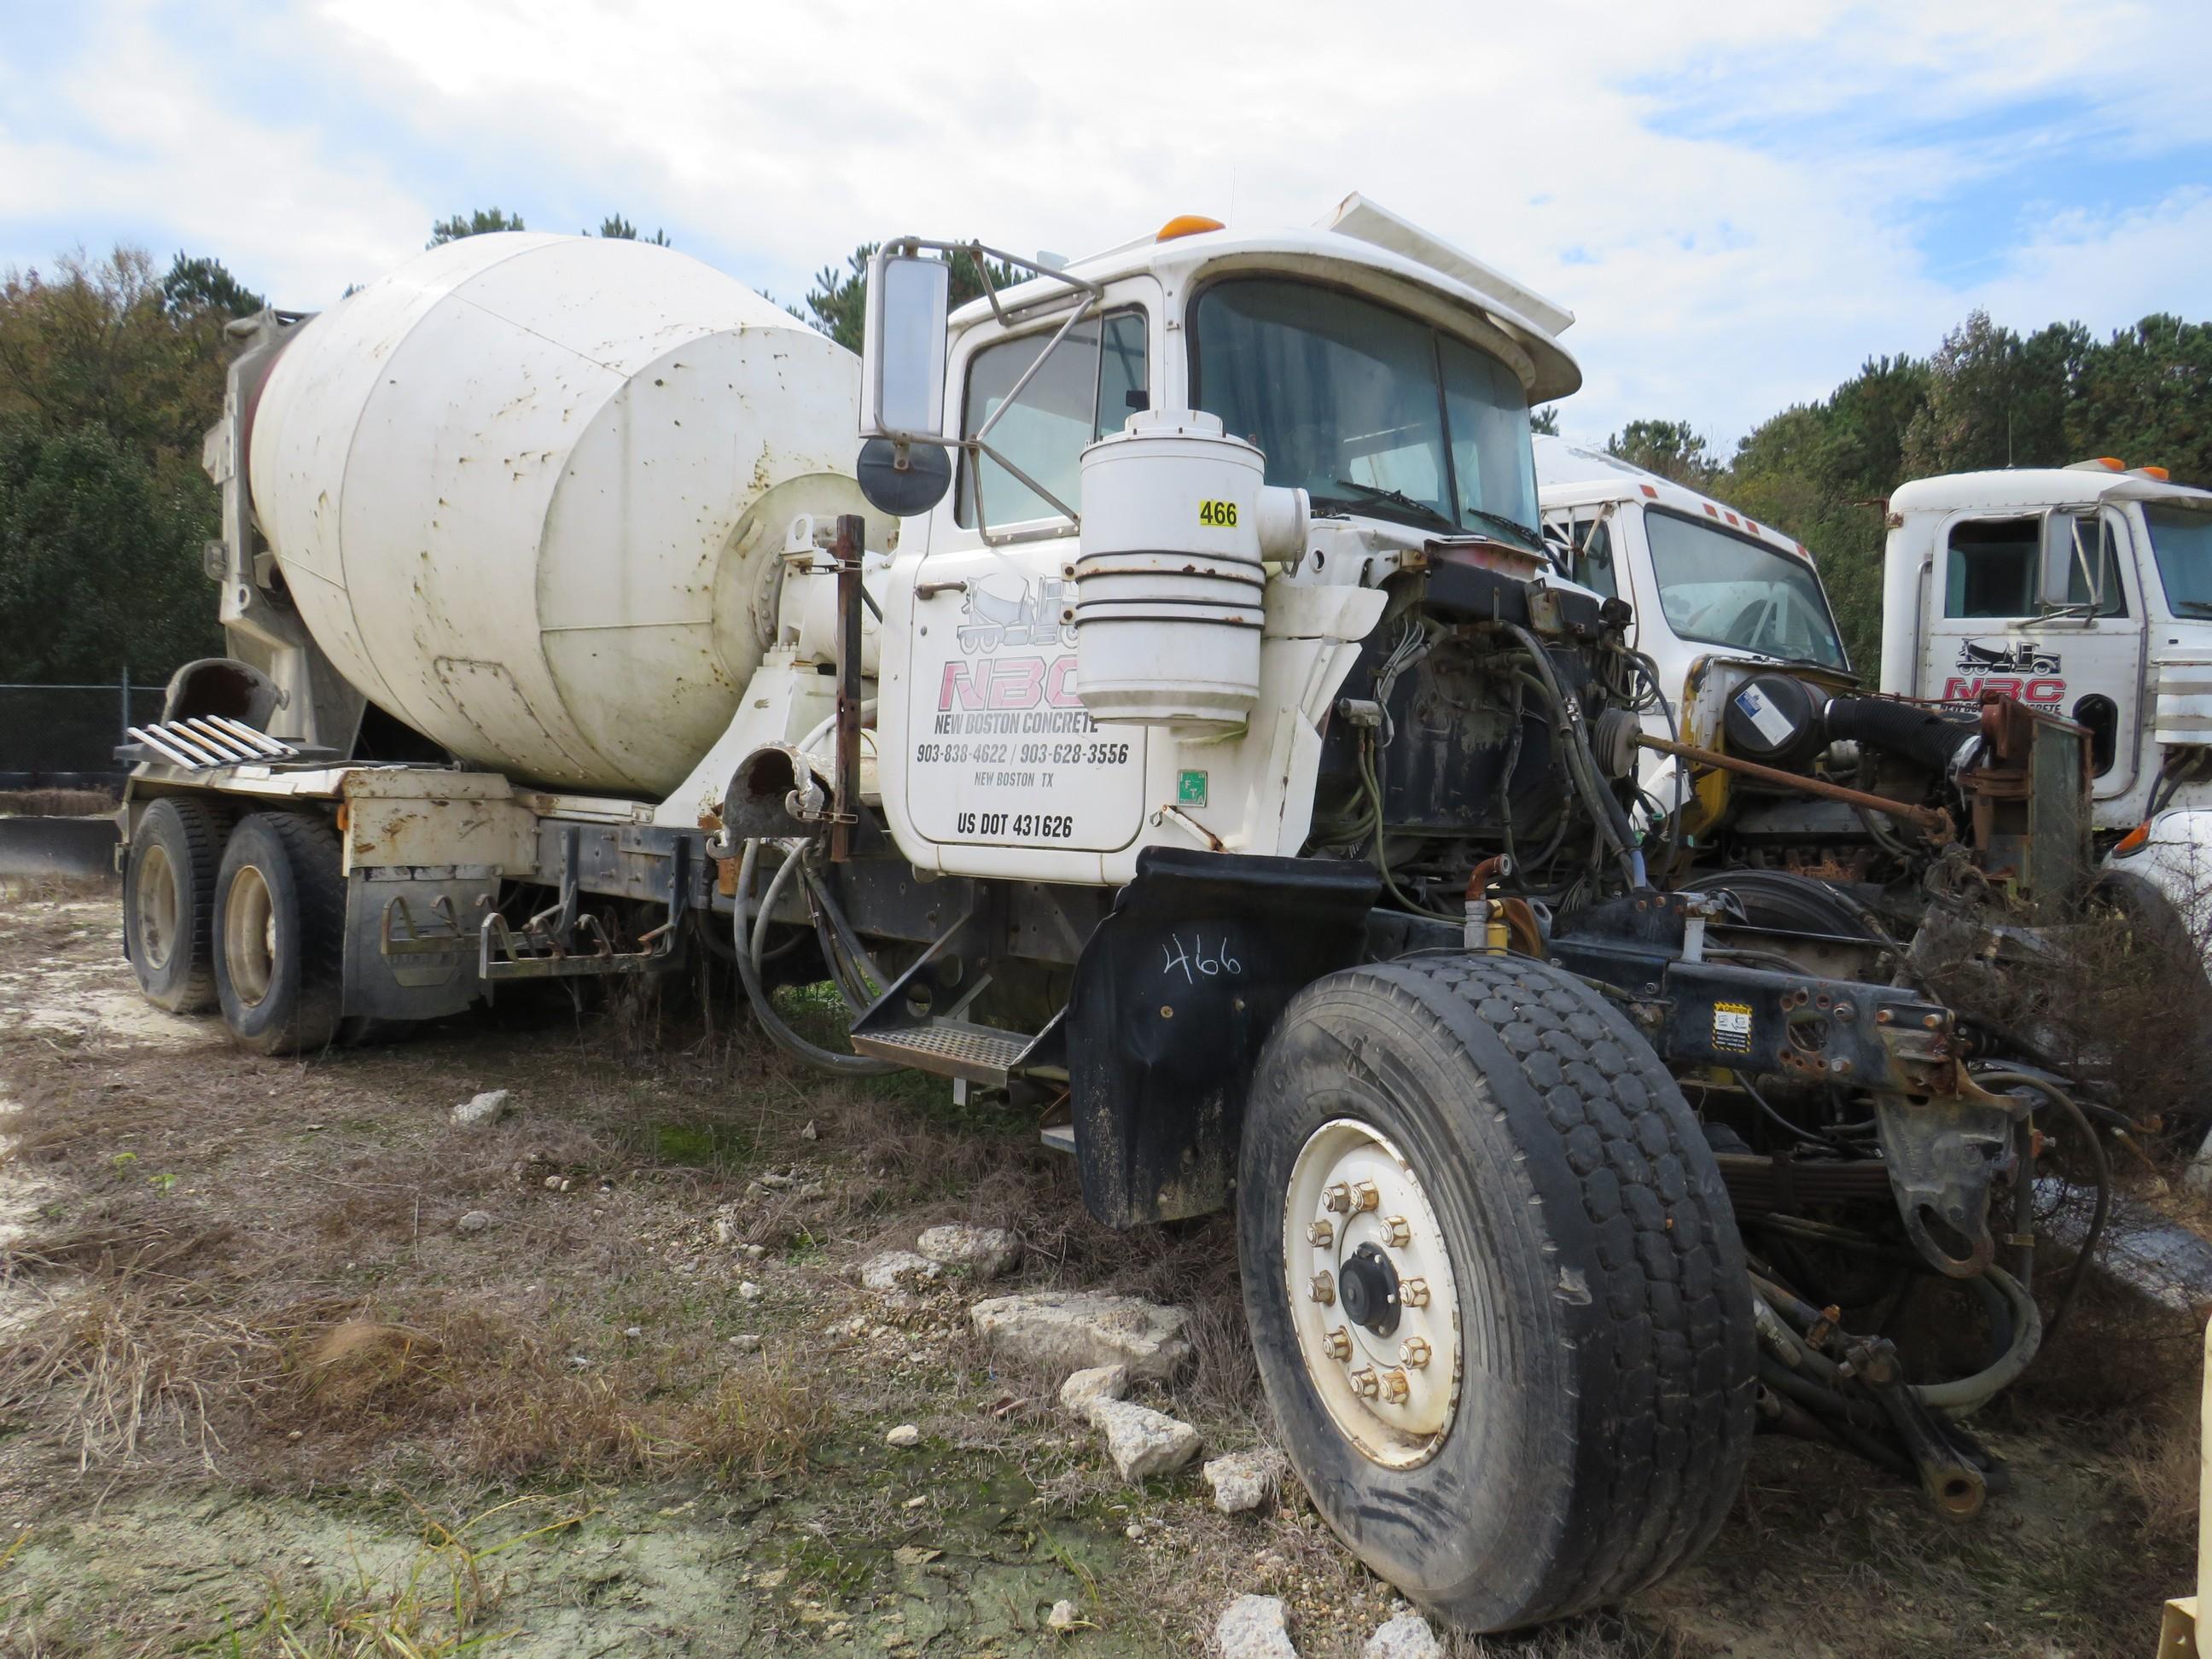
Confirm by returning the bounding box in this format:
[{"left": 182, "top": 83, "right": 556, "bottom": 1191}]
[{"left": 1238, "top": 952, "right": 1755, "bottom": 1632}]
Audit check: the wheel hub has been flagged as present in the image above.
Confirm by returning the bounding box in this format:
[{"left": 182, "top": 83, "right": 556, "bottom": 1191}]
[
  {"left": 1336, "top": 1243, "right": 1400, "bottom": 1334},
  {"left": 1284, "top": 1118, "right": 1462, "bottom": 1469}
]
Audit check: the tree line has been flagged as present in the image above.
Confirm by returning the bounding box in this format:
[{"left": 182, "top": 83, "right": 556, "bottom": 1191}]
[
  {"left": 1587, "top": 311, "right": 2212, "bottom": 667},
  {"left": 2, "top": 207, "right": 2206, "bottom": 685}
]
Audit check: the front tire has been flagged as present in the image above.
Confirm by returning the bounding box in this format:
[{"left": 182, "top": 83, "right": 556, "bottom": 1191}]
[
  {"left": 1239, "top": 952, "right": 1755, "bottom": 1631},
  {"left": 124, "top": 796, "right": 227, "bottom": 1013},
  {"left": 212, "top": 812, "right": 347, "bottom": 1055}
]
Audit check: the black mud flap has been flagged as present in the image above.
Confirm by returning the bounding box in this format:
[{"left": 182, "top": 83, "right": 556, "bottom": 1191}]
[{"left": 1066, "top": 847, "right": 1379, "bottom": 1228}]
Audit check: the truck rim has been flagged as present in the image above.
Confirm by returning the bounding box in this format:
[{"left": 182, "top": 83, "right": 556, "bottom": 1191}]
[
  {"left": 1284, "top": 1117, "right": 1462, "bottom": 1469},
  {"left": 135, "top": 843, "right": 178, "bottom": 971},
  {"left": 224, "top": 864, "right": 276, "bottom": 1007}
]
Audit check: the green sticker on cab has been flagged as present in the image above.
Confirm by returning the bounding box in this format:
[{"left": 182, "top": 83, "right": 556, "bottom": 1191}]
[{"left": 1176, "top": 770, "right": 1209, "bottom": 806}]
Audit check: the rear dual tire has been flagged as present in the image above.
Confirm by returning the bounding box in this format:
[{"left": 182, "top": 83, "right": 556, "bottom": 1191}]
[
  {"left": 211, "top": 812, "right": 348, "bottom": 1055},
  {"left": 1239, "top": 952, "right": 1755, "bottom": 1632},
  {"left": 124, "top": 796, "right": 228, "bottom": 1012}
]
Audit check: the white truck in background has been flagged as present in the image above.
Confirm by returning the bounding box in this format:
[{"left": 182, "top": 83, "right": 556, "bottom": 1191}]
[{"left": 1879, "top": 460, "right": 2212, "bottom": 934}]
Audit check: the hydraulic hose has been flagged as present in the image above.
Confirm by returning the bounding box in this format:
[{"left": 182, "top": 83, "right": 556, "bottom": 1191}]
[
  {"left": 1753, "top": 1265, "right": 2042, "bottom": 1413},
  {"left": 732, "top": 838, "right": 898, "bottom": 1078},
  {"left": 1974, "top": 1068, "right": 2110, "bottom": 1348},
  {"left": 1503, "top": 625, "right": 1641, "bottom": 887}
]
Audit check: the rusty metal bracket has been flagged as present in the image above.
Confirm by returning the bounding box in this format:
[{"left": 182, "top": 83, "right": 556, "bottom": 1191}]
[
  {"left": 1637, "top": 731, "right": 1953, "bottom": 837},
  {"left": 474, "top": 836, "right": 690, "bottom": 981},
  {"left": 831, "top": 512, "right": 864, "bottom": 864},
  {"left": 1872, "top": 1085, "right": 2023, "bottom": 1278},
  {"left": 379, "top": 893, "right": 466, "bottom": 957}
]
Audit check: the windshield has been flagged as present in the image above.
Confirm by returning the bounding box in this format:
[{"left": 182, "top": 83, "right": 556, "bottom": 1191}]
[
  {"left": 1644, "top": 508, "right": 1848, "bottom": 669},
  {"left": 1190, "top": 277, "right": 1540, "bottom": 544},
  {"left": 2145, "top": 504, "right": 2212, "bottom": 616}
]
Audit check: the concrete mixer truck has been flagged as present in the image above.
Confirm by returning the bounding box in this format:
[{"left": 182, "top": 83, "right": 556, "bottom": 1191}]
[{"left": 117, "top": 200, "right": 2113, "bottom": 1630}]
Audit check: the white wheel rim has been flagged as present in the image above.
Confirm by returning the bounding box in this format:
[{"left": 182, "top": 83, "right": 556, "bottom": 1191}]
[
  {"left": 1284, "top": 1118, "right": 1462, "bottom": 1469},
  {"left": 224, "top": 864, "right": 276, "bottom": 1007},
  {"left": 136, "top": 843, "right": 178, "bottom": 971}
]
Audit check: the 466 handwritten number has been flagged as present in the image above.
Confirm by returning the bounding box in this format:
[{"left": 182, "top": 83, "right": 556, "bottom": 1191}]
[{"left": 1160, "top": 934, "right": 1243, "bottom": 985}]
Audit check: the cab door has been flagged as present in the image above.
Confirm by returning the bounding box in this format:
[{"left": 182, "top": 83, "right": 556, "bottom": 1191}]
[
  {"left": 891, "top": 293, "right": 1159, "bottom": 859},
  {"left": 1918, "top": 506, "right": 2143, "bottom": 796}
]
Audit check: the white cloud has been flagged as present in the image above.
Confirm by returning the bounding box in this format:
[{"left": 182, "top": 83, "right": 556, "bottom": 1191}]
[{"left": 4, "top": 0, "right": 2211, "bottom": 445}]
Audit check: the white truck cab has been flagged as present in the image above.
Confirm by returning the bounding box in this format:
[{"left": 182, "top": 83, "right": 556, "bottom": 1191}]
[
  {"left": 1878, "top": 461, "right": 2212, "bottom": 923},
  {"left": 858, "top": 196, "right": 1582, "bottom": 887},
  {"left": 1533, "top": 437, "right": 1854, "bottom": 816}
]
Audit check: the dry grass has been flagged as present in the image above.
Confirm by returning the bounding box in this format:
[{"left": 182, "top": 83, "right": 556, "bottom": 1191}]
[{"left": 0, "top": 789, "right": 116, "bottom": 818}]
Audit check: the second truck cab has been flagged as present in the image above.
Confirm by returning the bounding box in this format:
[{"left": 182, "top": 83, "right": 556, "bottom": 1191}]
[{"left": 1879, "top": 460, "right": 2212, "bottom": 920}]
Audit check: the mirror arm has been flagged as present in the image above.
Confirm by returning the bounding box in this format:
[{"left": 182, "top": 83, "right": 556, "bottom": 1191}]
[
  {"left": 966, "top": 437, "right": 1082, "bottom": 533},
  {"left": 970, "top": 295, "right": 1102, "bottom": 447}
]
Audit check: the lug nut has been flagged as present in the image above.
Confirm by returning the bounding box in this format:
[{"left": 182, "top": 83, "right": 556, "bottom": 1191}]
[
  {"left": 1400, "top": 1336, "right": 1431, "bottom": 1369},
  {"left": 1350, "top": 1366, "right": 1380, "bottom": 1399},
  {"left": 1307, "top": 1220, "right": 1335, "bottom": 1248},
  {"left": 1308, "top": 1272, "right": 1336, "bottom": 1305},
  {"left": 1381, "top": 1214, "right": 1412, "bottom": 1247},
  {"left": 1322, "top": 1182, "right": 1353, "bottom": 1214},
  {"left": 1381, "top": 1368, "right": 1411, "bottom": 1403},
  {"left": 1352, "top": 1179, "right": 1381, "bottom": 1212},
  {"left": 1400, "top": 1277, "right": 1430, "bottom": 1307},
  {"left": 1324, "top": 1326, "right": 1353, "bottom": 1361}
]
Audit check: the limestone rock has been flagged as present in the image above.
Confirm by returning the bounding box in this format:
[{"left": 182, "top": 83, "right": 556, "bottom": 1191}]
[
  {"left": 456, "top": 1210, "right": 493, "bottom": 1234},
  {"left": 885, "top": 1423, "right": 921, "bottom": 1448},
  {"left": 1088, "top": 1398, "right": 1200, "bottom": 1482},
  {"left": 1058, "top": 1364, "right": 1129, "bottom": 1416},
  {"left": 916, "top": 1223, "right": 1022, "bottom": 1278},
  {"left": 1202, "top": 1447, "right": 1287, "bottom": 1515},
  {"left": 450, "top": 1089, "right": 510, "bottom": 1128},
  {"left": 1045, "top": 1598, "right": 1080, "bottom": 1633},
  {"left": 861, "top": 1249, "right": 943, "bottom": 1292},
  {"left": 1363, "top": 1612, "right": 1444, "bottom": 1659},
  {"left": 969, "top": 1290, "right": 1191, "bottom": 1382},
  {"left": 1214, "top": 1593, "right": 1297, "bottom": 1658}
]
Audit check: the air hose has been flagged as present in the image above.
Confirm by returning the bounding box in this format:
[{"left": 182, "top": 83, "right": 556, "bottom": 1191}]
[{"left": 733, "top": 838, "right": 898, "bottom": 1077}]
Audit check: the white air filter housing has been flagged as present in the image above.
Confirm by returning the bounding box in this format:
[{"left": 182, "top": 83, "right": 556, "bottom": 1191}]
[{"left": 1074, "top": 410, "right": 1305, "bottom": 730}]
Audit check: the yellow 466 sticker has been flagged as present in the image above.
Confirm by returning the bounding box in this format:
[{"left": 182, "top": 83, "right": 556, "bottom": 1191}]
[{"left": 1197, "top": 499, "right": 1239, "bottom": 527}]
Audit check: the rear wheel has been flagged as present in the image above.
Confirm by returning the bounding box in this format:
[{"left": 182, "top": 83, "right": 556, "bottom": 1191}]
[
  {"left": 1239, "top": 952, "right": 1755, "bottom": 1632},
  {"left": 212, "top": 812, "right": 347, "bottom": 1055},
  {"left": 124, "top": 796, "right": 226, "bottom": 1012}
]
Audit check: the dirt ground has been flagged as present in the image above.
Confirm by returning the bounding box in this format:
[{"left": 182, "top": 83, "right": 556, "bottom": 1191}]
[{"left": 0, "top": 877, "right": 2199, "bottom": 1657}]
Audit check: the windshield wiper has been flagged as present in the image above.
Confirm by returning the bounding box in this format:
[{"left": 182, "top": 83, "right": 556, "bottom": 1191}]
[
  {"left": 2172, "top": 599, "right": 2212, "bottom": 617},
  {"left": 1321, "top": 479, "right": 1458, "bottom": 534},
  {"left": 1457, "top": 505, "right": 1545, "bottom": 551}
]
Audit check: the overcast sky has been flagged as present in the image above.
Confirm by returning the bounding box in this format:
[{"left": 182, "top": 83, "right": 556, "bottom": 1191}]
[{"left": 5, "top": 0, "right": 2209, "bottom": 450}]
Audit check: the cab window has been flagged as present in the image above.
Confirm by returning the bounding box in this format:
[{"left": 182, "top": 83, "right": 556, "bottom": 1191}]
[
  {"left": 1944, "top": 517, "right": 2040, "bottom": 617},
  {"left": 956, "top": 309, "right": 1149, "bottom": 527},
  {"left": 1544, "top": 511, "right": 1617, "bottom": 598},
  {"left": 2052, "top": 513, "right": 2127, "bottom": 616}
]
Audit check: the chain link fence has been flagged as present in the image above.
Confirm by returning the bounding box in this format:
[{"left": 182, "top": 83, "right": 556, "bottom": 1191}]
[{"left": 0, "top": 678, "right": 166, "bottom": 789}]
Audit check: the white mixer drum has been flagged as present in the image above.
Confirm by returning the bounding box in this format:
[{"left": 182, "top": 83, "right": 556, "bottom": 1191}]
[{"left": 249, "top": 232, "right": 882, "bottom": 795}]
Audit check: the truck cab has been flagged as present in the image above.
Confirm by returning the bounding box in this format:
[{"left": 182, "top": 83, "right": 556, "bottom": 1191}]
[
  {"left": 864, "top": 195, "right": 1583, "bottom": 888},
  {"left": 1878, "top": 462, "right": 2212, "bottom": 919},
  {"left": 1533, "top": 438, "right": 1854, "bottom": 828}
]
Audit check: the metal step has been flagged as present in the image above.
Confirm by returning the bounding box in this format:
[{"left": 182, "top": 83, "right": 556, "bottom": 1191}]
[
  {"left": 1039, "top": 1122, "right": 1075, "bottom": 1156},
  {"left": 119, "top": 715, "right": 303, "bottom": 771},
  {"left": 847, "top": 1018, "right": 1034, "bottom": 1086}
]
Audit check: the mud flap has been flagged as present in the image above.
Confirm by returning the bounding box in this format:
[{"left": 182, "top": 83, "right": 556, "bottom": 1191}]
[
  {"left": 344, "top": 869, "right": 497, "bottom": 1021},
  {"left": 1065, "top": 847, "right": 1378, "bottom": 1227}
]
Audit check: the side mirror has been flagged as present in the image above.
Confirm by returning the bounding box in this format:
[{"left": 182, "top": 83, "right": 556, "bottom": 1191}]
[{"left": 860, "top": 249, "right": 951, "bottom": 442}]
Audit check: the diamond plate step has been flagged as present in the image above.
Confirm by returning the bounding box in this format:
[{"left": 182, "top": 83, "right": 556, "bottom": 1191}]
[{"left": 847, "top": 1018, "right": 1034, "bottom": 1085}]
